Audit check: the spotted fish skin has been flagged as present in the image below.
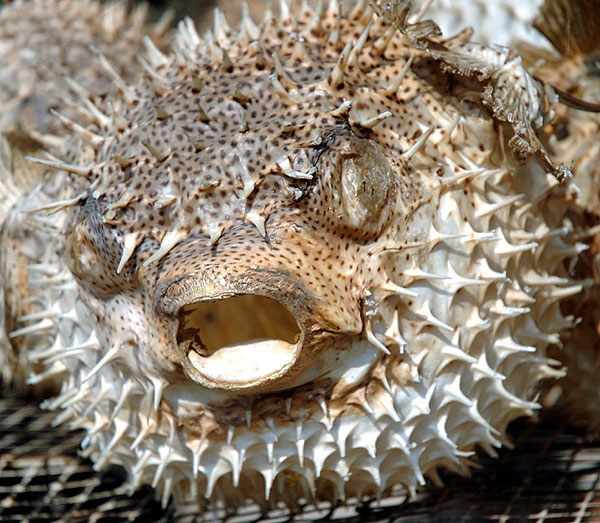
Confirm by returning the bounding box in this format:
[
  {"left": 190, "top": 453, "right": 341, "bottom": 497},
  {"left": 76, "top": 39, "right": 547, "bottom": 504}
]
[
  {"left": 0, "top": 0, "right": 171, "bottom": 393},
  {"left": 0, "top": 0, "right": 587, "bottom": 512}
]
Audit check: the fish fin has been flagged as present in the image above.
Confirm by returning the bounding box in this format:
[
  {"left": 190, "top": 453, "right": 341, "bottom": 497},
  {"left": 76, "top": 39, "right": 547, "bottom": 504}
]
[{"left": 534, "top": 0, "right": 600, "bottom": 58}]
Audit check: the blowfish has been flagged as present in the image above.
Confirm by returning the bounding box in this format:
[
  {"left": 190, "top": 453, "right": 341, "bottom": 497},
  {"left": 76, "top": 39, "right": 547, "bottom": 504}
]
[{"left": 0, "top": 0, "right": 592, "bottom": 513}]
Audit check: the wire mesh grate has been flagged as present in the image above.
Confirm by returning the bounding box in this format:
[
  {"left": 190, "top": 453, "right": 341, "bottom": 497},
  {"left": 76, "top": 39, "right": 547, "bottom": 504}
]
[{"left": 1, "top": 397, "right": 600, "bottom": 522}]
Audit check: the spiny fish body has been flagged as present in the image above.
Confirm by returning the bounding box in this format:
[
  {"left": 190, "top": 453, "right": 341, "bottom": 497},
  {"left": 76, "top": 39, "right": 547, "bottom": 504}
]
[{"left": 0, "top": 0, "right": 597, "bottom": 513}]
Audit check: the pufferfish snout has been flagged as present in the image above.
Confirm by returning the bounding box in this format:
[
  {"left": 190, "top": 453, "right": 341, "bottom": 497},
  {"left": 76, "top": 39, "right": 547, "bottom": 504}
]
[
  {"left": 0, "top": 0, "right": 590, "bottom": 512},
  {"left": 67, "top": 122, "right": 410, "bottom": 397},
  {"left": 152, "top": 132, "right": 404, "bottom": 393}
]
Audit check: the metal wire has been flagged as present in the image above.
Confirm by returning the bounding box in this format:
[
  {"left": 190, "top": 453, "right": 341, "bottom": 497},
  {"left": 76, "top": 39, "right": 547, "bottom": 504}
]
[{"left": 1, "top": 397, "right": 599, "bottom": 522}]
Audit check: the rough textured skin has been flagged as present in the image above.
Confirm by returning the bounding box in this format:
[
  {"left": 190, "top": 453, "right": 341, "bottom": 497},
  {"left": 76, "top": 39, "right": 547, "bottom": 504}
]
[
  {"left": 0, "top": 0, "right": 596, "bottom": 514},
  {"left": 523, "top": 0, "right": 600, "bottom": 433},
  {"left": 421, "top": 0, "right": 600, "bottom": 436},
  {"left": 0, "top": 0, "right": 172, "bottom": 169},
  {"left": 0, "top": 0, "right": 172, "bottom": 393}
]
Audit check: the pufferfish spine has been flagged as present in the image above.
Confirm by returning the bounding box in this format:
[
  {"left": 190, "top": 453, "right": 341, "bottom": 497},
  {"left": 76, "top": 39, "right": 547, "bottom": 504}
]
[
  {"left": 0, "top": 0, "right": 171, "bottom": 393},
  {"left": 0, "top": 0, "right": 586, "bottom": 513}
]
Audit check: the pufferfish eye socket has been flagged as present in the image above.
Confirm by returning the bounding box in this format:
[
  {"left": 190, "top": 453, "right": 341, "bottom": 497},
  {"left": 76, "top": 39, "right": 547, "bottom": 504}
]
[
  {"left": 304, "top": 131, "right": 399, "bottom": 242},
  {"left": 309, "top": 135, "right": 396, "bottom": 240},
  {"left": 340, "top": 140, "right": 394, "bottom": 230}
]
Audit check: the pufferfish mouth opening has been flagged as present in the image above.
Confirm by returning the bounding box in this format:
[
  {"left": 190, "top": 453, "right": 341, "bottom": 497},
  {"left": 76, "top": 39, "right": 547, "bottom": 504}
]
[{"left": 176, "top": 294, "right": 302, "bottom": 389}]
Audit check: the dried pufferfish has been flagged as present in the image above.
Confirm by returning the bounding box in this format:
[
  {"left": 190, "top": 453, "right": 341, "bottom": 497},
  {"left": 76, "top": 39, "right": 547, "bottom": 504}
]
[
  {"left": 520, "top": 0, "right": 600, "bottom": 432},
  {"left": 431, "top": 0, "right": 600, "bottom": 435},
  {"left": 0, "top": 0, "right": 170, "bottom": 138},
  {"left": 0, "top": 0, "right": 588, "bottom": 512},
  {"left": 0, "top": 0, "right": 171, "bottom": 391}
]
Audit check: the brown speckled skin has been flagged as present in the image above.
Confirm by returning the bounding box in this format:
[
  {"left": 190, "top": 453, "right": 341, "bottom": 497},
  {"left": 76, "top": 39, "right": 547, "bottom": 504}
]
[
  {"left": 0, "top": 0, "right": 594, "bottom": 512},
  {"left": 0, "top": 0, "right": 170, "bottom": 392},
  {"left": 61, "top": 9, "right": 433, "bottom": 419}
]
